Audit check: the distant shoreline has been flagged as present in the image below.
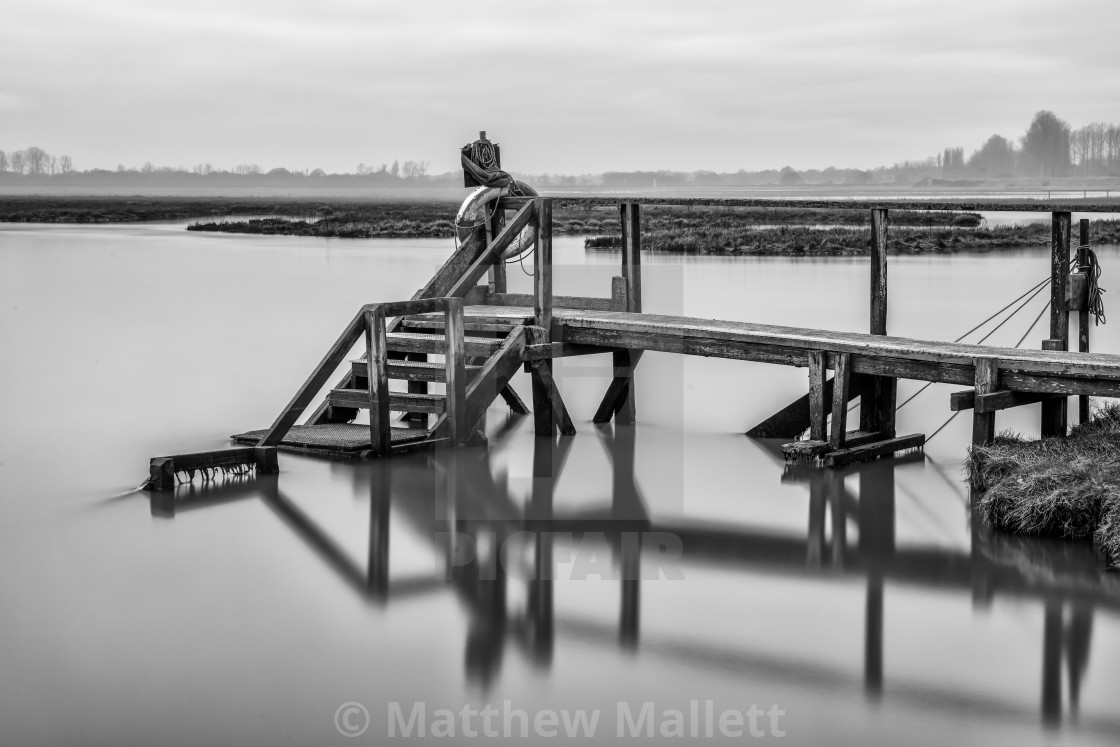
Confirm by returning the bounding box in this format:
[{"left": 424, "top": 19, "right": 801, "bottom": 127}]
[{"left": 4, "top": 195, "right": 1119, "bottom": 255}]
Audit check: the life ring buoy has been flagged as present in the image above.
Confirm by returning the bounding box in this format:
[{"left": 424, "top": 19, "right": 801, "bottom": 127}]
[{"left": 455, "top": 180, "right": 539, "bottom": 260}]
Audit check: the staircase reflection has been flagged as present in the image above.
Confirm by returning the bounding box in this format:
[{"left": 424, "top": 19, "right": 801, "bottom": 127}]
[{"left": 149, "top": 418, "right": 1120, "bottom": 734}]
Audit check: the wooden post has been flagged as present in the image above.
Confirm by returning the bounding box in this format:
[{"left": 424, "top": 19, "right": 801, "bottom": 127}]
[
  {"left": 829, "top": 352, "right": 851, "bottom": 450},
  {"left": 808, "top": 350, "right": 827, "bottom": 442},
  {"left": 532, "top": 199, "right": 555, "bottom": 437},
  {"left": 616, "top": 203, "right": 642, "bottom": 424},
  {"left": 1050, "top": 211, "right": 1071, "bottom": 346},
  {"left": 971, "top": 357, "right": 999, "bottom": 458},
  {"left": 1078, "top": 218, "right": 1090, "bottom": 424},
  {"left": 487, "top": 203, "right": 508, "bottom": 294},
  {"left": 365, "top": 306, "right": 391, "bottom": 457},
  {"left": 443, "top": 297, "right": 467, "bottom": 445},
  {"left": 534, "top": 198, "right": 552, "bottom": 334},
  {"left": 593, "top": 203, "right": 644, "bottom": 425},
  {"left": 869, "top": 208, "right": 888, "bottom": 336},
  {"left": 1040, "top": 339, "right": 1067, "bottom": 437},
  {"left": 861, "top": 208, "right": 897, "bottom": 437}
]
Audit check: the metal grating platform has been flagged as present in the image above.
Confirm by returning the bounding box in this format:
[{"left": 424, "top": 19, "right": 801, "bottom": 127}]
[{"left": 231, "top": 423, "right": 430, "bottom": 454}]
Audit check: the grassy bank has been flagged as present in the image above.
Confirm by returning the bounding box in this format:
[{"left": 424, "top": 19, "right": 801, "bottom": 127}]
[{"left": 969, "top": 404, "right": 1120, "bottom": 569}]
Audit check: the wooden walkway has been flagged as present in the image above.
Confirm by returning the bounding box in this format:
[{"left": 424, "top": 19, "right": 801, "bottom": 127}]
[{"left": 466, "top": 305, "right": 1120, "bottom": 395}]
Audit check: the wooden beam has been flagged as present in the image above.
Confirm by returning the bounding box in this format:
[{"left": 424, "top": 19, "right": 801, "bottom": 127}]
[
  {"left": 147, "top": 447, "right": 278, "bottom": 491},
  {"left": 830, "top": 352, "right": 851, "bottom": 450},
  {"left": 592, "top": 350, "right": 643, "bottom": 424},
  {"left": 532, "top": 359, "right": 576, "bottom": 436},
  {"left": 485, "top": 292, "right": 619, "bottom": 312},
  {"left": 950, "top": 389, "right": 1062, "bottom": 413},
  {"left": 823, "top": 434, "right": 925, "bottom": 468}
]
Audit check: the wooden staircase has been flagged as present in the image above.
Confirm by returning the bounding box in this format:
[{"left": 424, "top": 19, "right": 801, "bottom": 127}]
[{"left": 232, "top": 199, "right": 556, "bottom": 458}]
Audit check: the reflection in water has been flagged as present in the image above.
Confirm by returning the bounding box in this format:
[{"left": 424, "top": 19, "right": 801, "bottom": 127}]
[{"left": 149, "top": 420, "right": 1120, "bottom": 737}]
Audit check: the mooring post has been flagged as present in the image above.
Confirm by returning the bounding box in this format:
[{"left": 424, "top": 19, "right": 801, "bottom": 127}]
[
  {"left": 487, "top": 200, "right": 508, "bottom": 294},
  {"left": 808, "top": 350, "right": 827, "bottom": 441},
  {"left": 861, "top": 208, "right": 897, "bottom": 437},
  {"left": 1042, "top": 211, "right": 1071, "bottom": 437},
  {"left": 1077, "top": 218, "right": 1091, "bottom": 424},
  {"left": 829, "top": 352, "right": 851, "bottom": 450}
]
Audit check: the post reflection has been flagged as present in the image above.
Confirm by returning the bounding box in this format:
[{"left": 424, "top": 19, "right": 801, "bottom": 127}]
[{"left": 148, "top": 423, "right": 1119, "bottom": 731}]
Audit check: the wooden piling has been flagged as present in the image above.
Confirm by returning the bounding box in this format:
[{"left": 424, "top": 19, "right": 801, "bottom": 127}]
[
  {"left": 808, "top": 350, "right": 827, "bottom": 442},
  {"left": 1050, "top": 211, "right": 1071, "bottom": 346},
  {"left": 1078, "top": 218, "right": 1091, "bottom": 424},
  {"left": 971, "top": 357, "right": 999, "bottom": 461},
  {"left": 616, "top": 203, "right": 642, "bottom": 424},
  {"left": 1040, "top": 339, "right": 1067, "bottom": 437},
  {"left": 860, "top": 208, "right": 897, "bottom": 437},
  {"left": 532, "top": 198, "right": 556, "bottom": 437},
  {"left": 829, "top": 352, "right": 851, "bottom": 450}
]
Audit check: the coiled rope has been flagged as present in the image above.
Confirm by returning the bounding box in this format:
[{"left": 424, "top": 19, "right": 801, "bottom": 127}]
[{"left": 1084, "top": 245, "right": 1107, "bottom": 325}]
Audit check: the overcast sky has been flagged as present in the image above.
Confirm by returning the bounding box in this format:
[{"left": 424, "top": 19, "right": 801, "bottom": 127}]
[{"left": 3, "top": 0, "right": 1118, "bottom": 174}]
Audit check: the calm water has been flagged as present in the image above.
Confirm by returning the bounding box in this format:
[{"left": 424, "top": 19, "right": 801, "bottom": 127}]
[{"left": 2, "top": 222, "right": 1119, "bottom": 746}]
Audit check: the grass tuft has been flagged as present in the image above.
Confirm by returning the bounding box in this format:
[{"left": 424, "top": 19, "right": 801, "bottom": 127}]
[{"left": 968, "top": 403, "right": 1120, "bottom": 568}]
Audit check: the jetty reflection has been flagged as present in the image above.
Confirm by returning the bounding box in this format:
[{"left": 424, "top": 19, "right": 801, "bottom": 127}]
[{"left": 150, "top": 419, "right": 1120, "bottom": 734}]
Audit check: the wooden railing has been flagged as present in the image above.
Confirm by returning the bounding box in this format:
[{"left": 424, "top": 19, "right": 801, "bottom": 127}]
[
  {"left": 365, "top": 298, "right": 466, "bottom": 456},
  {"left": 258, "top": 297, "right": 466, "bottom": 456}
]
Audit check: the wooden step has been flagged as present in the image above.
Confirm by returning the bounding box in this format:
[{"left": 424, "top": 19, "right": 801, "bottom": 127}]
[
  {"left": 329, "top": 389, "right": 446, "bottom": 413},
  {"left": 386, "top": 332, "right": 504, "bottom": 357},
  {"left": 351, "top": 359, "right": 482, "bottom": 382},
  {"left": 401, "top": 318, "right": 519, "bottom": 334}
]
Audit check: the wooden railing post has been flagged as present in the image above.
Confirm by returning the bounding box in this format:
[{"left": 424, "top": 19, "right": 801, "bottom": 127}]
[
  {"left": 443, "top": 297, "right": 467, "bottom": 445},
  {"left": 869, "top": 208, "right": 888, "bottom": 336},
  {"left": 365, "top": 306, "right": 391, "bottom": 457},
  {"left": 533, "top": 198, "right": 553, "bottom": 334},
  {"left": 487, "top": 204, "right": 508, "bottom": 294}
]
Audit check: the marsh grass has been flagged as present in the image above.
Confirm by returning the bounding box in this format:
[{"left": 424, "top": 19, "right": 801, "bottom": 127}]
[{"left": 969, "top": 403, "right": 1120, "bottom": 567}]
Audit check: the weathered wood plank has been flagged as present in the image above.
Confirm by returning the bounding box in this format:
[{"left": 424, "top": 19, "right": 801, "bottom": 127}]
[
  {"left": 485, "top": 293, "right": 621, "bottom": 312},
  {"left": 1050, "top": 211, "right": 1071, "bottom": 344},
  {"left": 823, "top": 434, "right": 925, "bottom": 469},
  {"left": 950, "top": 389, "right": 1062, "bottom": 413},
  {"left": 147, "top": 447, "right": 278, "bottom": 491},
  {"left": 522, "top": 342, "right": 613, "bottom": 360},
  {"left": 782, "top": 430, "right": 886, "bottom": 460},
  {"left": 830, "top": 352, "right": 851, "bottom": 450}
]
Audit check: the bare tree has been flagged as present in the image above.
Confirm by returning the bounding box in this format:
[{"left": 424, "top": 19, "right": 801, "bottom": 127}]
[
  {"left": 1020, "top": 110, "right": 1071, "bottom": 177},
  {"left": 10, "top": 150, "right": 27, "bottom": 174},
  {"left": 0, "top": 150, "right": 7, "bottom": 173}
]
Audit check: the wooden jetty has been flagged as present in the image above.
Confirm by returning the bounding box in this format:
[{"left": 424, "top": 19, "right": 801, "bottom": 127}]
[{"left": 218, "top": 191, "right": 1118, "bottom": 476}]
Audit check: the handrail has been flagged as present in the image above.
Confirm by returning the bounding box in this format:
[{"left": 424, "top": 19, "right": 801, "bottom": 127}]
[
  {"left": 365, "top": 297, "right": 465, "bottom": 456},
  {"left": 445, "top": 200, "right": 536, "bottom": 298}
]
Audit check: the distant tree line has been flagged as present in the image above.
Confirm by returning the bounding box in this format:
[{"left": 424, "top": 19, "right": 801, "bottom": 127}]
[
  {"left": 937, "top": 110, "right": 1120, "bottom": 179},
  {"left": 5, "top": 111, "right": 1120, "bottom": 189},
  {"left": 0, "top": 146, "right": 74, "bottom": 175}
]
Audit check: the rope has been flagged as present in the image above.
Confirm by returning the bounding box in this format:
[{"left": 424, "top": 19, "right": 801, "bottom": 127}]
[{"left": 1084, "top": 245, "right": 1107, "bottom": 325}]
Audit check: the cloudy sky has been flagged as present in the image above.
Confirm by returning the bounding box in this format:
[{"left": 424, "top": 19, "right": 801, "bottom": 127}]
[{"left": 3, "top": 0, "right": 1118, "bottom": 174}]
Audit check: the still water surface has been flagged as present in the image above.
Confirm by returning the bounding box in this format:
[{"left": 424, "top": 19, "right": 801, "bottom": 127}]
[{"left": 2, "top": 222, "right": 1120, "bottom": 745}]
